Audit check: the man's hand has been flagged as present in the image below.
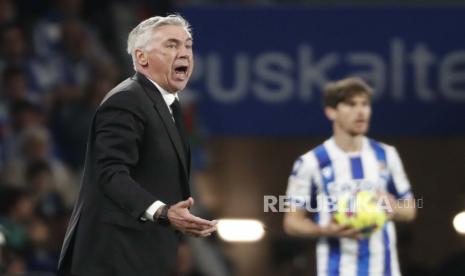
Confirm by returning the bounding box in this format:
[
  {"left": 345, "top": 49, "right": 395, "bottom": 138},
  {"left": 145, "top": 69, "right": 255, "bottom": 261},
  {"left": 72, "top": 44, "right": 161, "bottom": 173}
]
[
  {"left": 167, "top": 197, "right": 217, "bottom": 237},
  {"left": 319, "top": 221, "right": 364, "bottom": 240}
]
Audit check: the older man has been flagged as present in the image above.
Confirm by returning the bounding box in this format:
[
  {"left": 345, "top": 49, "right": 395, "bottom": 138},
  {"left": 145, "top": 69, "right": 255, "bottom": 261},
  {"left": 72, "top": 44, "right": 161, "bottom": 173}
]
[{"left": 58, "top": 14, "right": 217, "bottom": 276}]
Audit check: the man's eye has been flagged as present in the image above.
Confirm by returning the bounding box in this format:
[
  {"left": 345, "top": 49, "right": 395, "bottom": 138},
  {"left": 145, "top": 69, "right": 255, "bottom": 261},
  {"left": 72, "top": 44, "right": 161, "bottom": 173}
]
[
  {"left": 186, "top": 44, "right": 193, "bottom": 49},
  {"left": 167, "top": 44, "right": 176, "bottom": 48}
]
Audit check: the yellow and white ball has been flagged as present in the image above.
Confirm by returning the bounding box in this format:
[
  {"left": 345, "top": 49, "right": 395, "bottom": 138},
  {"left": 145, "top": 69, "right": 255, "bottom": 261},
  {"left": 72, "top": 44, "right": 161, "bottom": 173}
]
[{"left": 334, "top": 191, "right": 387, "bottom": 236}]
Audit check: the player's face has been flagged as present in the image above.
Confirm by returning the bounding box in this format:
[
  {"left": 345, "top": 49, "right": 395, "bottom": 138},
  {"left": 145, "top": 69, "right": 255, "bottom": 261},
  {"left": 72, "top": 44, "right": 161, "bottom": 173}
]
[
  {"left": 332, "top": 94, "right": 371, "bottom": 136},
  {"left": 140, "top": 25, "right": 194, "bottom": 93}
]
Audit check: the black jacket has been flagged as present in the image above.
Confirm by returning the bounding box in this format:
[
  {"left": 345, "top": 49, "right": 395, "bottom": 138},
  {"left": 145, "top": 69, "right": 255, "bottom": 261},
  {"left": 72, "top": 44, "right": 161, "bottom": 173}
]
[{"left": 58, "top": 73, "right": 191, "bottom": 276}]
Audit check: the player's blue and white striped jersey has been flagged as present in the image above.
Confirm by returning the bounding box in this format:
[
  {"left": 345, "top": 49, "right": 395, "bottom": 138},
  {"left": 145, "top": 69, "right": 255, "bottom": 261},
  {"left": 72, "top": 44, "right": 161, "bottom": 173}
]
[{"left": 286, "top": 137, "right": 413, "bottom": 276}]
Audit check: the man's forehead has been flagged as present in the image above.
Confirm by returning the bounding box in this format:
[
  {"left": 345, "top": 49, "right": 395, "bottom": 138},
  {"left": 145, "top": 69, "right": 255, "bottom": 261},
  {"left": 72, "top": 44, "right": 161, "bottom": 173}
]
[
  {"left": 343, "top": 94, "right": 370, "bottom": 103},
  {"left": 154, "top": 25, "right": 192, "bottom": 39}
]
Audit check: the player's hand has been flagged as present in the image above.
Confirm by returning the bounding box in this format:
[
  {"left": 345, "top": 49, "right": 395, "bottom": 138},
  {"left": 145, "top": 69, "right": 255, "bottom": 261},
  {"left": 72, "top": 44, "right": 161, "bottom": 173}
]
[
  {"left": 167, "top": 197, "right": 217, "bottom": 238},
  {"left": 320, "top": 221, "right": 364, "bottom": 240}
]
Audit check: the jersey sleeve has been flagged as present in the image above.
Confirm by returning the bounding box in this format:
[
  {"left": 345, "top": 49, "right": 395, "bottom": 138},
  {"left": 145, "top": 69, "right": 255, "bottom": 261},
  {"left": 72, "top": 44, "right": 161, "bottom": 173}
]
[
  {"left": 286, "top": 153, "right": 319, "bottom": 209},
  {"left": 386, "top": 146, "right": 413, "bottom": 199}
]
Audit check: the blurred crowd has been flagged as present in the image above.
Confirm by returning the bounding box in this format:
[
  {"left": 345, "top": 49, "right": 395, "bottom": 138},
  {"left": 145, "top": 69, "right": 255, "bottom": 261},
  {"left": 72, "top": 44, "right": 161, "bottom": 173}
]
[{"left": 0, "top": 0, "right": 231, "bottom": 275}]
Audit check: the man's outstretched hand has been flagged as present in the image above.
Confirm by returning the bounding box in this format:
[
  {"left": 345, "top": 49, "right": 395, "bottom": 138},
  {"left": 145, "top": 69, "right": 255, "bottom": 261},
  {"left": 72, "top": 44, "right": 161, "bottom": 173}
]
[{"left": 167, "top": 197, "right": 217, "bottom": 237}]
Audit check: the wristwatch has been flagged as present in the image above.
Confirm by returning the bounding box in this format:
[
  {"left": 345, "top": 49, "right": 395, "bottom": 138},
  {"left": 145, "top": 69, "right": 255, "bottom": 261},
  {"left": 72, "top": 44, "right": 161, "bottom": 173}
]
[{"left": 157, "top": 205, "right": 171, "bottom": 226}]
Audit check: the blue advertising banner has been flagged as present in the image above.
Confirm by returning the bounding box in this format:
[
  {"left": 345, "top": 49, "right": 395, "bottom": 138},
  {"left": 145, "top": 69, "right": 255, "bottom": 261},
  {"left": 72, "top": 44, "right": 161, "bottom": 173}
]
[{"left": 180, "top": 6, "right": 465, "bottom": 136}]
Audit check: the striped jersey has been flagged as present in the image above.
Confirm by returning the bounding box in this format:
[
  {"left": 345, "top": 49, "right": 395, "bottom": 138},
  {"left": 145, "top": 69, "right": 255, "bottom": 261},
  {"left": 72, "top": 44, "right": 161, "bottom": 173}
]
[{"left": 286, "top": 137, "right": 413, "bottom": 276}]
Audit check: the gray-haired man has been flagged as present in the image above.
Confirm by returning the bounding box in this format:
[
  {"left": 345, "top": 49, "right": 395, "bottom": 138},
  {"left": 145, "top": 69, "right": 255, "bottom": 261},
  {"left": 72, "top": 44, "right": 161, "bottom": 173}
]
[{"left": 58, "top": 14, "right": 217, "bottom": 276}]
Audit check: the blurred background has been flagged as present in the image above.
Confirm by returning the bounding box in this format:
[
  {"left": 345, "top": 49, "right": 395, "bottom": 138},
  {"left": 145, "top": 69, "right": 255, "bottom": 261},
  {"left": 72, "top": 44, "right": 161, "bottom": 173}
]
[{"left": 0, "top": 0, "right": 464, "bottom": 275}]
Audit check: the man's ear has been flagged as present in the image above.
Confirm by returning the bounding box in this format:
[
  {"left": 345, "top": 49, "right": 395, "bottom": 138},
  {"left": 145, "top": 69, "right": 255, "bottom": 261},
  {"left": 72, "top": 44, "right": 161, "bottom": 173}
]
[
  {"left": 324, "top": 106, "right": 337, "bottom": 121},
  {"left": 135, "top": 49, "right": 148, "bottom": 67}
]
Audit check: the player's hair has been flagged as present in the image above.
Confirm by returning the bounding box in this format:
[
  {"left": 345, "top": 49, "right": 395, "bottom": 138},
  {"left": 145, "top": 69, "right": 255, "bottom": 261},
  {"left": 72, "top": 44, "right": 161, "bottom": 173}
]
[
  {"left": 322, "top": 77, "right": 373, "bottom": 108},
  {"left": 127, "top": 14, "right": 192, "bottom": 70}
]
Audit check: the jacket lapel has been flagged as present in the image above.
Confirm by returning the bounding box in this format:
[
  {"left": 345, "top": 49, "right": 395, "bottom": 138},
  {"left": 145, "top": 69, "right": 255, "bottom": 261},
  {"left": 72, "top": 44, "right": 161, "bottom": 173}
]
[{"left": 133, "top": 73, "right": 189, "bottom": 180}]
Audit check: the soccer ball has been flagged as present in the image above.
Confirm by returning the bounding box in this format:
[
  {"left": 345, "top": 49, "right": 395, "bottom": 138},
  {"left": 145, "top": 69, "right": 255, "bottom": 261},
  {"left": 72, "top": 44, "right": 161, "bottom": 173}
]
[{"left": 333, "top": 191, "right": 387, "bottom": 236}]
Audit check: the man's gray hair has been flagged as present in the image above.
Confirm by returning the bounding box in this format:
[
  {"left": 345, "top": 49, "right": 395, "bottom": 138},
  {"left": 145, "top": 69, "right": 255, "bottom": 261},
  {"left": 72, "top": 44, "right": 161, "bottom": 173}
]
[{"left": 127, "top": 14, "right": 192, "bottom": 70}]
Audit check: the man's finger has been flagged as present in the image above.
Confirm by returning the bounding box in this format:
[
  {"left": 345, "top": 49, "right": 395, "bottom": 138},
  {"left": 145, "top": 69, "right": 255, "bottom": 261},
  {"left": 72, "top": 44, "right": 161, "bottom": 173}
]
[
  {"left": 186, "top": 226, "right": 216, "bottom": 237},
  {"left": 181, "top": 221, "right": 212, "bottom": 230},
  {"left": 341, "top": 228, "right": 359, "bottom": 235},
  {"left": 184, "top": 214, "right": 216, "bottom": 227},
  {"left": 341, "top": 228, "right": 362, "bottom": 238},
  {"left": 338, "top": 225, "right": 353, "bottom": 231},
  {"left": 186, "top": 225, "right": 216, "bottom": 234},
  {"left": 179, "top": 197, "right": 194, "bottom": 209},
  {"left": 176, "top": 199, "right": 192, "bottom": 209}
]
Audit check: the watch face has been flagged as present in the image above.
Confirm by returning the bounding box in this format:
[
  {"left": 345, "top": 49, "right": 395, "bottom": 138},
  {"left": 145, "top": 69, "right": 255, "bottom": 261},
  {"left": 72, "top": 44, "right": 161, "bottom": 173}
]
[{"left": 158, "top": 205, "right": 170, "bottom": 226}]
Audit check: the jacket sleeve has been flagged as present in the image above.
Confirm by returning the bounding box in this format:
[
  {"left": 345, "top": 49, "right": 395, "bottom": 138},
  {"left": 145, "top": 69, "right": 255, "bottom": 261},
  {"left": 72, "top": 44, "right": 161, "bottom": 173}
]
[{"left": 94, "top": 91, "right": 156, "bottom": 219}]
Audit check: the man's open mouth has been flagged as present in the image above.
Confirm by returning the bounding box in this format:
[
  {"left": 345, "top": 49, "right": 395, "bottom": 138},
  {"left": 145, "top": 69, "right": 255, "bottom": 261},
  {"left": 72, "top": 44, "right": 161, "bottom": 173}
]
[{"left": 174, "top": 66, "right": 188, "bottom": 74}]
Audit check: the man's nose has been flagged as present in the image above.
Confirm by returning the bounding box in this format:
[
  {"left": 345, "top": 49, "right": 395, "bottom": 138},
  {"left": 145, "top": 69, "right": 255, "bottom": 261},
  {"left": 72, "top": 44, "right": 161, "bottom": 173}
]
[
  {"left": 177, "top": 46, "right": 190, "bottom": 58},
  {"left": 356, "top": 105, "right": 366, "bottom": 114}
]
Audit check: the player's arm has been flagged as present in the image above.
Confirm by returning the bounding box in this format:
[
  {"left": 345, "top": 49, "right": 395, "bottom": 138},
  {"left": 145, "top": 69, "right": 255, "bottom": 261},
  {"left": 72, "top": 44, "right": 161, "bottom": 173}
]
[
  {"left": 379, "top": 193, "right": 416, "bottom": 222},
  {"left": 283, "top": 156, "right": 322, "bottom": 238},
  {"left": 395, "top": 198, "right": 416, "bottom": 222},
  {"left": 383, "top": 146, "right": 417, "bottom": 222},
  {"left": 284, "top": 209, "right": 363, "bottom": 240},
  {"left": 283, "top": 209, "right": 321, "bottom": 237}
]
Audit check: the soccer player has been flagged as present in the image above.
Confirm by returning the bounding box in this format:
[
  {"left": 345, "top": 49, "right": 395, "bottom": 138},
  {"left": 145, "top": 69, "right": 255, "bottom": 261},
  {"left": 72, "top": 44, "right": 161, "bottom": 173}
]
[{"left": 283, "top": 77, "right": 416, "bottom": 276}]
